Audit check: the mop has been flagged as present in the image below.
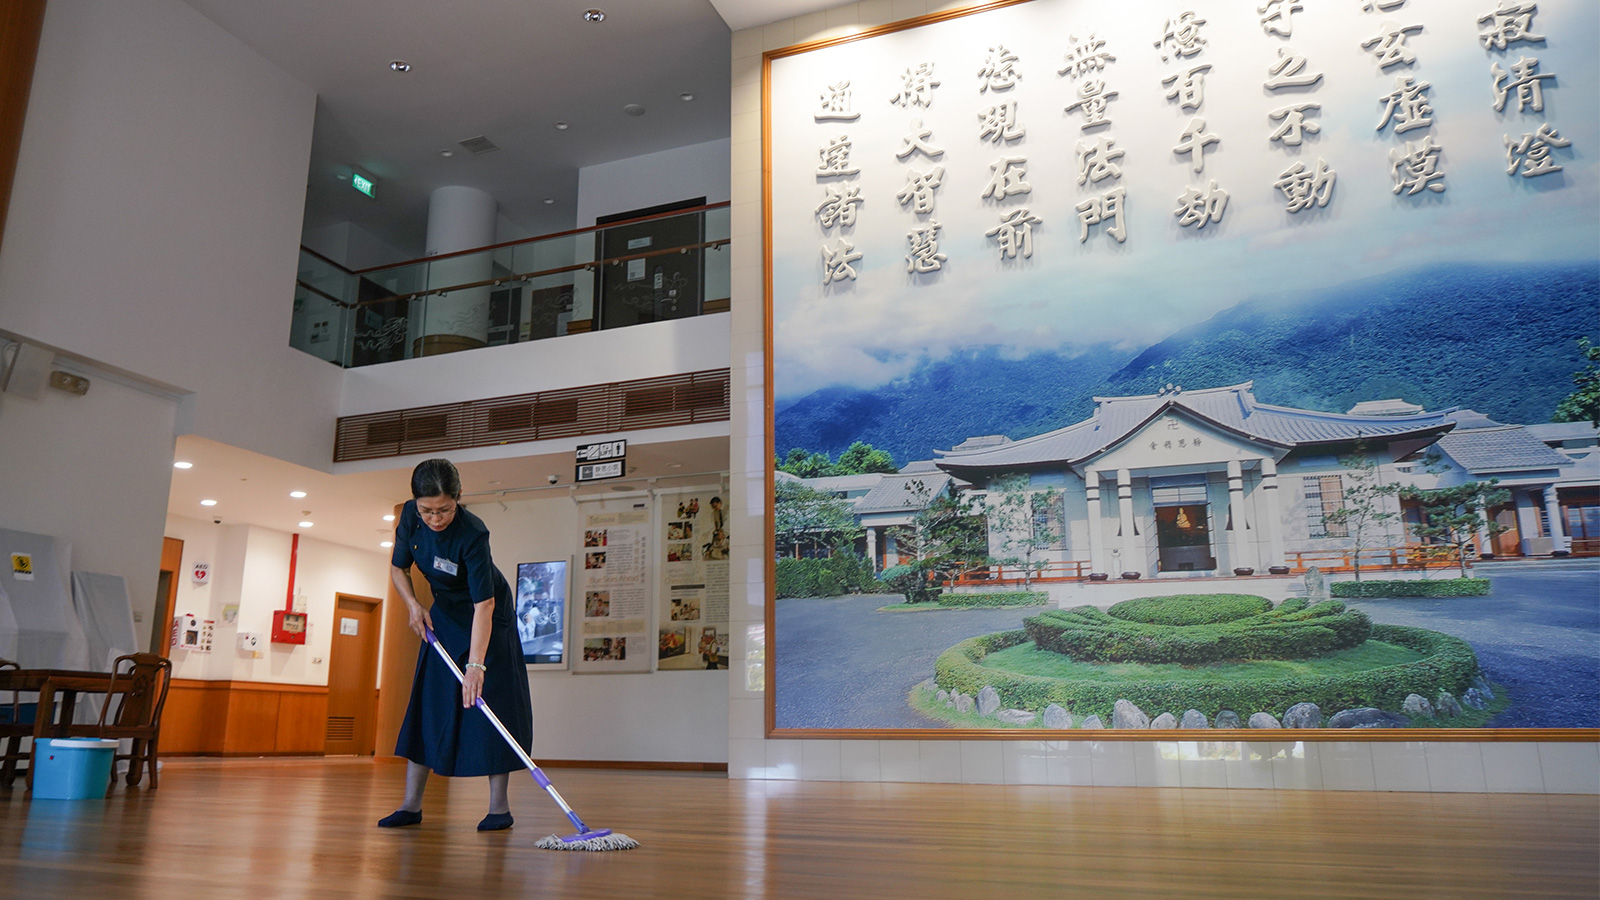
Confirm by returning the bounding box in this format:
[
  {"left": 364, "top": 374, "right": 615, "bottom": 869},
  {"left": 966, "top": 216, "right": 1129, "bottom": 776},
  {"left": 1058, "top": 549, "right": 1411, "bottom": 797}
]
[{"left": 424, "top": 627, "right": 639, "bottom": 851}]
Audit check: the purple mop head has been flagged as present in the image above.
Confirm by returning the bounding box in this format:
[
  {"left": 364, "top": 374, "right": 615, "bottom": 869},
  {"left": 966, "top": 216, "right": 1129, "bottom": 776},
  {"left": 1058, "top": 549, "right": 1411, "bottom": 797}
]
[{"left": 535, "top": 828, "right": 640, "bottom": 851}]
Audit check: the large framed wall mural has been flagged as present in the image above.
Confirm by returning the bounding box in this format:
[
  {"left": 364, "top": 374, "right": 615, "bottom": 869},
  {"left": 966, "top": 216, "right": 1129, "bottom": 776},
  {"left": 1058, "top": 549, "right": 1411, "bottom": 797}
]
[{"left": 764, "top": 0, "right": 1599, "bottom": 738}]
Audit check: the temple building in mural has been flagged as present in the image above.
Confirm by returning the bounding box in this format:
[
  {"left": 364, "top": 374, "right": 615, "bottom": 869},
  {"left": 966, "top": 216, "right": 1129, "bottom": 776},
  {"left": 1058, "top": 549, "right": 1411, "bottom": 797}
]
[{"left": 778, "top": 383, "right": 1599, "bottom": 582}]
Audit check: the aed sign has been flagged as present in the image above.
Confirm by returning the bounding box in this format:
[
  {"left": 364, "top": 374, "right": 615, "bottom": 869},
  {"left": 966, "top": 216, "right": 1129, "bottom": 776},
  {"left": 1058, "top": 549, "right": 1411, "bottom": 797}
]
[
  {"left": 351, "top": 172, "right": 375, "bottom": 198},
  {"left": 576, "top": 440, "right": 626, "bottom": 463},
  {"left": 192, "top": 562, "right": 210, "bottom": 584}
]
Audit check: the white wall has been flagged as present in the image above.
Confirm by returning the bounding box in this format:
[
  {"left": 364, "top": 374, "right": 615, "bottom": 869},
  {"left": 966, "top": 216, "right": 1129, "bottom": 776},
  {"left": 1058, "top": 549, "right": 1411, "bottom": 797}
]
[
  {"left": 163, "top": 514, "right": 390, "bottom": 685},
  {"left": 576, "top": 138, "right": 732, "bottom": 227},
  {"left": 337, "top": 312, "right": 731, "bottom": 419},
  {"left": 0, "top": 353, "right": 180, "bottom": 640},
  {"left": 469, "top": 493, "right": 728, "bottom": 763},
  {"left": 0, "top": 0, "right": 339, "bottom": 472}
]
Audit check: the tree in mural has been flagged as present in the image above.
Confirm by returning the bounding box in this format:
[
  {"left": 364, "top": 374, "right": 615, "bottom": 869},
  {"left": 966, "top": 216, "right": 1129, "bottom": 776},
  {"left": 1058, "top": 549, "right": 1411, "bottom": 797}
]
[
  {"left": 1551, "top": 337, "right": 1600, "bottom": 427},
  {"left": 773, "top": 479, "right": 861, "bottom": 558},
  {"left": 984, "top": 474, "right": 1064, "bottom": 591},
  {"left": 1401, "top": 481, "right": 1511, "bottom": 579},
  {"left": 882, "top": 478, "right": 988, "bottom": 602},
  {"left": 1323, "top": 445, "right": 1403, "bottom": 582}
]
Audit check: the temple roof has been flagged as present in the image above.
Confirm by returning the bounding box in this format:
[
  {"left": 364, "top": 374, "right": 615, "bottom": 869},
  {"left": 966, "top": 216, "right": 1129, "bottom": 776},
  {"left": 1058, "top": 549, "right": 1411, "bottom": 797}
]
[
  {"left": 934, "top": 382, "right": 1457, "bottom": 473},
  {"left": 1434, "top": 414, "right": 1573, "bottom": 474},
  {"left": 853, "top": 472, "right": 955, "bottom": 514}
]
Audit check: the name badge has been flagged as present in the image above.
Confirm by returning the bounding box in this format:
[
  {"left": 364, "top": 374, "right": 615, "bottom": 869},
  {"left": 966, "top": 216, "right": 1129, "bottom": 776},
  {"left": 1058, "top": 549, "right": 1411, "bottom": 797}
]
[{"left": 433, "top": 556, "right": 459, "bottom": 576}]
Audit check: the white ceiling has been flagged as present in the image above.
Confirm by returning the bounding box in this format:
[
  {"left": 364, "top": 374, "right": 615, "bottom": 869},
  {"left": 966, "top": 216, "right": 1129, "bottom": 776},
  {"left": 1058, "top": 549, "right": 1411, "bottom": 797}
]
[{"left": 169, "top": 434, "right": 731, "bottom": 555}]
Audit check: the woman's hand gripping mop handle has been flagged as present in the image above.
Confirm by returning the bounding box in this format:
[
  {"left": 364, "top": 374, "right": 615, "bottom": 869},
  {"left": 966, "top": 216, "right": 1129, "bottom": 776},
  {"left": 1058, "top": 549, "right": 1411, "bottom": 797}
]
[{"left": 422, "top": 627, "right": 607, "bottom": 842}]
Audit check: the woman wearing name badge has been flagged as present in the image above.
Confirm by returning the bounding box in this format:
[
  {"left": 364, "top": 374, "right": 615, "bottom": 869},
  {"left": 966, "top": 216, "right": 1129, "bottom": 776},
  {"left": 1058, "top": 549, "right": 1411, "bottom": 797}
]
[{"left": 379, "top": 458, "right": 533, "bottom": 832}]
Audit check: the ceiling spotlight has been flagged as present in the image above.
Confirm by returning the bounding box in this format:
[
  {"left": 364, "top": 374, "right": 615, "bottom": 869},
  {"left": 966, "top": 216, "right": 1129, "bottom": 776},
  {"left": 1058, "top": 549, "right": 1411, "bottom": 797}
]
[
  {"left": 543, "top": 197, "right": 555, "bottom": 205},
  {"left": 289, "top": 490, "right": 307, "bottom": 498},
  {"left": 298, "top": 521, "right": 315, "bottom": 528},
  {"left": 440, "top": 149, "right": 454, "bottom": 157},
  {"left": 680, "top": 93, "right": 694, "bottom": 102},
  {"left": 554, "top": 122, "right": 569, "bottom": 130},
  {"left": 389, "top": 60, "right": 411, "bottom": 72},
  {"left": 174, "top": 461, "right": 193, "bottom": 469},
  {"left": 583, "top": 9, "right": 605, "bottom": 22},
  {"left": 200, "top": 499, "right": 218, "bottom": 507},
  {"left": 623, "top": 103, "right": 646, "bottom": 117},
  {"left": 383, "top": 514, "right": 395, "bottom": 522}
]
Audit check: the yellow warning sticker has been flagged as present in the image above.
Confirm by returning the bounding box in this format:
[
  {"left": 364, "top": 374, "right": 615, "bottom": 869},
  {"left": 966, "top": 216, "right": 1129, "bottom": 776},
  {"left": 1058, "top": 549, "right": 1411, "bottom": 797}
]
[{"left": 11, "top": 553, "right": 34, "bottom": 581}]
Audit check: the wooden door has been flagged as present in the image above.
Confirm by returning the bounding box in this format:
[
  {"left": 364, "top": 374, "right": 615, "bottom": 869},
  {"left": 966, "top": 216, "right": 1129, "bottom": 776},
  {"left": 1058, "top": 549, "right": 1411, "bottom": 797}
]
[
  {"left": 151, "top": 537, "right": 183, "bottom": 656},
  {"left": 325, "top": 594, "right": 381, "bottom": 755}
]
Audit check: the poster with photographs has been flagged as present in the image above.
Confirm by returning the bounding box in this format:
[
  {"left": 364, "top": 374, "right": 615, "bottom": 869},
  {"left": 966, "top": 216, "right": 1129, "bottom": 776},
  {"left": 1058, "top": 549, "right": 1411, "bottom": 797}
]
[
  {"left": 574, "top": 508, "right": 653, "bottom": 673},
  {"left": 659, "top": 490, "right": 731, "bottom": 669}
]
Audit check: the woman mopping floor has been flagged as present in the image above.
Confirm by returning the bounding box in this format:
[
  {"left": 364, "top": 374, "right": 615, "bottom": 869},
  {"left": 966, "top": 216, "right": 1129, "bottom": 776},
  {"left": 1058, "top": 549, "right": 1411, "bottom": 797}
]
[
  {"left": 378, "top": 459, "right": 635, "bottom": 851},
  {"left": 379, "top": 458, "right": 534, "bottom": 833}
]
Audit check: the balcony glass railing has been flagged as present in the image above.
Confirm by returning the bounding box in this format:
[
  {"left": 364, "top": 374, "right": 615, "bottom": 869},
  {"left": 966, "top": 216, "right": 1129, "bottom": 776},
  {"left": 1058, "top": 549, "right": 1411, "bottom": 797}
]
[{"left": 290, "top": 203, "right": 730, "bottom": 367}]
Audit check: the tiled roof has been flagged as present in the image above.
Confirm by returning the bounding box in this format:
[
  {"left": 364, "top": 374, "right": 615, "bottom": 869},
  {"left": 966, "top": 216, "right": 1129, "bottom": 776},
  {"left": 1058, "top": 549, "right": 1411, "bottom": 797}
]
[
  {"left": 853, "top": 472, "right": 953, "bottom": 514},
  {"left": 935, "top": 382, "right": 1456, "bottom": 472},
  {"left": 1436, "top": 426, "right": 1573, "bottom": 473}
]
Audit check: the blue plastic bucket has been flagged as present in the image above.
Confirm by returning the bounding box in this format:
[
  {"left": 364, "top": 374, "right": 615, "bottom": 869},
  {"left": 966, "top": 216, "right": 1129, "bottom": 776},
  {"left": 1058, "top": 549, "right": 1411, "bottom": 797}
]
[{"left": 32, "top": 738, "right": 117, "bottom": 800}]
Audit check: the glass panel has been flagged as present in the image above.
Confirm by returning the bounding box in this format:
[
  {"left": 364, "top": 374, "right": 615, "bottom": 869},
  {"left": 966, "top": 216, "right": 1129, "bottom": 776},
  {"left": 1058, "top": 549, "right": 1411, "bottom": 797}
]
[{"left": 291, "top": 204, "right": 730, "bottom": 367}]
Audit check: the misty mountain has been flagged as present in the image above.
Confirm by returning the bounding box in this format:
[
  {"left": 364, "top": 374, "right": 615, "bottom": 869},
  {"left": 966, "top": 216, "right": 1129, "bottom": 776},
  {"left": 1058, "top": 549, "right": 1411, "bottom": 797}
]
[{"left": 774, "top": 262, "right": 1599, "bottom": 466}]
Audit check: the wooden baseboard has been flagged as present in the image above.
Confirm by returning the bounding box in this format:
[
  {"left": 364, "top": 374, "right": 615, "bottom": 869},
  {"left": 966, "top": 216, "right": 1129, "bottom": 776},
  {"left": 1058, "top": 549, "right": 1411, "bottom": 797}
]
[{"left": 535, "top": 759, "right": 728, "bottom": 772}]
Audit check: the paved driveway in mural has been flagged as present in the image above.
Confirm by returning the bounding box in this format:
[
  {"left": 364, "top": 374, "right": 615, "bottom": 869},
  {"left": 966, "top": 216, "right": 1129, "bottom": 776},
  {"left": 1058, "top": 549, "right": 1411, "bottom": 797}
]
[{"left": 774, "top": 559, "right": 1600, "bottom": 730}]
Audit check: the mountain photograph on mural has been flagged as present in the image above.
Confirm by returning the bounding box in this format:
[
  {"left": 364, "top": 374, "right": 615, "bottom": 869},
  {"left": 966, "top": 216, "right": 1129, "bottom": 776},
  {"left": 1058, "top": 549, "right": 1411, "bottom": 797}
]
[{"left": 776, "top": 262, "right": 1599, "bottom": 468}]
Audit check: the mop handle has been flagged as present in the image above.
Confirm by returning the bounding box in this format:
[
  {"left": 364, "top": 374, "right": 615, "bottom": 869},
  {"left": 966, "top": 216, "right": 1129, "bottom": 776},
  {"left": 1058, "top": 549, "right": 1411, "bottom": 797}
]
[{"left": 424, "top": 627, "right": 589, "bottom": 833}]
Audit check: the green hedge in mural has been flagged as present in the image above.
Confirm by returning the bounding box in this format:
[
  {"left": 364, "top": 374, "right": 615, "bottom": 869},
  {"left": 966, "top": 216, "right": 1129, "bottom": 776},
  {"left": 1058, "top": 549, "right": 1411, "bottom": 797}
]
[
  {"left": 933, "top": 624, "right": 1480, "bottom": 722},
  {"left": 1105, "top": 593, "right": 1274, "bottom": 626},
  {"left": 774, "top": 555, "right": 884, "bottom": 598},
  {"left": 935, "top": 592, "right": 1048, "bottom": 609},
  {"left": 1024, "top": 596, "right": 1373, "bottom": 664},
  {"left": 1330, "top": 578, "right": 1491, "bottom": 598}
]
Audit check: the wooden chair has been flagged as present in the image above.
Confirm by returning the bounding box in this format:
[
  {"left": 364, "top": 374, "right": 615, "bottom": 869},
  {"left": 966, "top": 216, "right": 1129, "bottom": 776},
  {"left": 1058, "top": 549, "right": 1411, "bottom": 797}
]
[
  {"left": 97, "top": 653, "right": 172, "bottom": 791},
  {"left": 0, "top": 659, "right": 28, "bottom": 788}
]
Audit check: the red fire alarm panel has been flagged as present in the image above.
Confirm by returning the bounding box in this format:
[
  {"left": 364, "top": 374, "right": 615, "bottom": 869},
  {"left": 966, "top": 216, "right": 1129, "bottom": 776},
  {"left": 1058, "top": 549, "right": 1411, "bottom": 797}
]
[{"left": 271, "top": 610, "right": 308, "bottom": 644}]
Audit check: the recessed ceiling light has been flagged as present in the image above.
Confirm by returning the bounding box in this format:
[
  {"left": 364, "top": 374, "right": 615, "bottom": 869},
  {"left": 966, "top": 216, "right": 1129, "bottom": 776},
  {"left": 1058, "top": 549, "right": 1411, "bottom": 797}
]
[
  {"left": 381, "top": 541, "right": 394, "bottom": 548},
  {"left": 200, "top": 499, "right": 218, "bottom": 507},
  {"left": 554, "top": 122, "right": 569, "bottom": 130},
  {"left": 623, "top": 104, "right": 646, "bottom": 117},
  {"left": 390, "top": 60, "right": 411, "bottom": 72},
  {"left": 666, "top": 463, "right": 683, "bottom": 468},
  {"left": 383, "top": 514, "right": 396, "bottom": 522},
  {"left": 440, "top": 149, "right": 454, "bottom": 157},
  {"left": 299, "top": 521, "right": 314, "bottom": 528},
  {"left": 680, "top": 93, "right": 694, "bottom": 102},
  {"left": 173, "top": 461, "right": 193, "bottom": 469},
  {"left": 543, "top": 198, "right": 555, "bottom": 204},
  {"left": 583, "top": 9, "right": 605, "bottom": 22},
  {"left": 289, "top": 491, "right": 307, "bottom": 498}
]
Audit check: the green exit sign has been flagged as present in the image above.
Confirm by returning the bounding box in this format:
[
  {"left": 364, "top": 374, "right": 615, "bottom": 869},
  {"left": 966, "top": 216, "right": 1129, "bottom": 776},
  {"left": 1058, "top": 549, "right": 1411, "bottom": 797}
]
[{"left": 351, "top": 173, "right": 375, "bottom": 198}]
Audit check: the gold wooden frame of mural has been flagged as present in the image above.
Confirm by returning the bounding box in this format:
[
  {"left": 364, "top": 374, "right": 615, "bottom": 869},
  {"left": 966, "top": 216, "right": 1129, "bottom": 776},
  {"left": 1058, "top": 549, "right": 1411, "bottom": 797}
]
[{"left": 759, "top": 1, "right": 1597, "bottom": 743}]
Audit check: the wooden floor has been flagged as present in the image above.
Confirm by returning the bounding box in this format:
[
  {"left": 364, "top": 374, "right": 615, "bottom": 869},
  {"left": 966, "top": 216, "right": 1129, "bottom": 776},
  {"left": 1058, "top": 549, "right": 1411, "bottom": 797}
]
[{"left": 0, "top": 757, "right": 1595, "bottom": 899}]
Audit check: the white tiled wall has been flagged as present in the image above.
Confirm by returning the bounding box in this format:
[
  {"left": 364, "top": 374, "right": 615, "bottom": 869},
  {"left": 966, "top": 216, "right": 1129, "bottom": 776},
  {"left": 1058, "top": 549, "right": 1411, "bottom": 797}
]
[{"left": 725, "top": 1, "right": 1599, "bottom": 796}]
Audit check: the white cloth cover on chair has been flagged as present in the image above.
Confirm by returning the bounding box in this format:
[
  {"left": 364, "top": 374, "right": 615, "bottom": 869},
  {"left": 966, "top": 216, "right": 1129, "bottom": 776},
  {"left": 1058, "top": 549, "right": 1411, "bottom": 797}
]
[
  {"left": 0, "top": 580, "right": 19, "bottom": 663},
  {"left": 0, "top": 529, "right": 88, "bottom": 670},
  {"left": 70, "top": 572, "right": 139, "bottom": 672}
]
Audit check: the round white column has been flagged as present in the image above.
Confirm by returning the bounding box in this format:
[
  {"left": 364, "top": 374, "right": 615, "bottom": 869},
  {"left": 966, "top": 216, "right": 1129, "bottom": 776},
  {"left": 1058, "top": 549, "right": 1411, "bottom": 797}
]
[
  {"left": 419, "top": 185, "right": 497, "bottom": 355},
  {"left": 1084, "top": 469, "right": 1107, "bottom": 576}
]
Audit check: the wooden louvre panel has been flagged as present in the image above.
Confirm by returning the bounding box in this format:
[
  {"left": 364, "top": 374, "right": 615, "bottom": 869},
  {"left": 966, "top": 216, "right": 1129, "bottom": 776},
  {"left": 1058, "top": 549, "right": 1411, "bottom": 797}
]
[
  {"left": 325, "top": 716, "right": 356, "bottom": 743},
  {"left": 332, "top": 369, "right": 730, "bottom": 462}
]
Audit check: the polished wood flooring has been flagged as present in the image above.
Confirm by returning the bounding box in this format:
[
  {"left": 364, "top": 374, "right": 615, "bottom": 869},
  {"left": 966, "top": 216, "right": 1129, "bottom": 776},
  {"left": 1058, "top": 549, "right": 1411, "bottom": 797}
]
[{"left": 0, "top": 757, "right": 1594, "bottom": 899}]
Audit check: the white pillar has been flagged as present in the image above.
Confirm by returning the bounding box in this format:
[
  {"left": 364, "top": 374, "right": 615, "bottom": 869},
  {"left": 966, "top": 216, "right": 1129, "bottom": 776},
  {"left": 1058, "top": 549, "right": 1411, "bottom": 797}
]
[
  {"left": 1227, "top": 459, "right": 1249, "bottom": 572},
  {"left": 1543, "top": 486, "right": 1569, "bottom": 555},
  {"left": 420, "top": 185, "right": 497, "bottom": 354},
  {"left": 1085, "top": 469, "right": 1106, "bottom": 576},
  {"left": 1117, "top": 468, "right": 1137, "bottom": 574},
  {"left": 1476, "top": 493, "right": 1495, "bottom": 558},
  {"left": 866, "top": 527, "right": 879, "bottom": 572},
  {"left": 1261, "top": 458, "right": 1286, "bottom": 570}
]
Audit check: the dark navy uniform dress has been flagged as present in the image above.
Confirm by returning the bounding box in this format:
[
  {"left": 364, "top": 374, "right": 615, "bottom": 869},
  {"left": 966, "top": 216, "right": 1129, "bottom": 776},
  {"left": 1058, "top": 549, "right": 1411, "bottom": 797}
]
[{"left": 392, "top": 500, "right": 533, "bottom": 776}]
